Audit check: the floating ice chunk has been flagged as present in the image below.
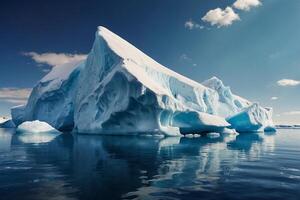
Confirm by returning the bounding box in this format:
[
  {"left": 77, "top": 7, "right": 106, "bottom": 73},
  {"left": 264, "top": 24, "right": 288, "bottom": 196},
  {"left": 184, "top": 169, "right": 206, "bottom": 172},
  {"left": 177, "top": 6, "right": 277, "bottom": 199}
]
[
  {"left": 264, "top": 126, "right": 277, "bottom": 132},
  {"left": 17, "top": 120, "right": 60, "bottom": 133},
  {"left": 185, "top": 134, "right": 194, "bottom": 138},
  {"left": 207, "top": 132, "right": 220, "bottom": 138}
]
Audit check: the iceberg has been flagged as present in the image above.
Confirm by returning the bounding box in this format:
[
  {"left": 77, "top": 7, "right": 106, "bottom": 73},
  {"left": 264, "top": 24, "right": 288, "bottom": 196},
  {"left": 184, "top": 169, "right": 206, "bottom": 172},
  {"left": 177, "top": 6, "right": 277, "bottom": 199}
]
[
  {"left": 227, "top": 103, "right": 276, "bottom": 132},
  {"left": 17, "top": 120, "right": 60, "bottom": 133},
  {"left": 275, "top": 125, "right": 300, "bottom": 129},
  {"left": 207, "top": 132, "right": 221, "bottom": 139},
  {"left": 0, "top": 117, "right": 15, "bottom": 128},
  {"left": 11, "top": 26, "right": 275, "bottom": 135}
]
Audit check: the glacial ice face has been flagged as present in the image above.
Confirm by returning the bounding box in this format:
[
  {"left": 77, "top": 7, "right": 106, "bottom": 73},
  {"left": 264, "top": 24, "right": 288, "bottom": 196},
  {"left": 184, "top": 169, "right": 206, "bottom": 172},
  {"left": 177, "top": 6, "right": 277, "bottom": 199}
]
[
  {"left": 202, "top": 76, "right": 251, "bottom": 117},
  {"left": 12, "top": 61, "right": 84, "bottom": 131},
  {"left": 11, "top": 26, "right": 275, "bottom": 135},
  {"left": 11, "top": 105, "right": 26, "bottom": 126},
  {"left": 160, "top": 111, "right": 230, "bottom": 134}
]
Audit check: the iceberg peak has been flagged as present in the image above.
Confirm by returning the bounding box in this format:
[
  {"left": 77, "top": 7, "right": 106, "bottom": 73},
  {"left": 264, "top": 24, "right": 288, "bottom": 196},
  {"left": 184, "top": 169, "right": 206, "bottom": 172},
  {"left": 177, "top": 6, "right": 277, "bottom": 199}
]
[{"left": 202, "top": 76, "right": 225, "bottom": 90}]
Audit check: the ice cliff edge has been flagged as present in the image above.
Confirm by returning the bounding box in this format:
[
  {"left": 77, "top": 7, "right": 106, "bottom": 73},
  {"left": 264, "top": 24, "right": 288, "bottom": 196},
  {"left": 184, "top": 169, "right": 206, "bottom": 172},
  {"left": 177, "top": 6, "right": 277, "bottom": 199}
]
[{"left": 11, "top": 26, "right": 276, "bottom": 135}]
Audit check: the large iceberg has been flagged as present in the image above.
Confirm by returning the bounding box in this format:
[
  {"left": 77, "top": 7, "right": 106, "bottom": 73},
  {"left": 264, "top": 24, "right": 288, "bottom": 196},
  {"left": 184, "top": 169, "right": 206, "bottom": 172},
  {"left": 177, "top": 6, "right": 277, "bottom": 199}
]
[{"left": 11, "top": 26, "right": 275, "bottom": 135}]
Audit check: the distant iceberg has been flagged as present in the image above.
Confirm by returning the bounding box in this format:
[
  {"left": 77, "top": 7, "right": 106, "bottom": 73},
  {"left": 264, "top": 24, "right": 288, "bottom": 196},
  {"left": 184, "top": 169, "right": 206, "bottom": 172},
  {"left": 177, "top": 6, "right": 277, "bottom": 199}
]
[
  {"left": 11, "top": 26, "right": 276, "bottom": 135},
  {"left": 275, "top": 124, "right": 300, "bottom": 129},
  {"left": 0, "top": 117, "right": 15, "bottom": 128}
]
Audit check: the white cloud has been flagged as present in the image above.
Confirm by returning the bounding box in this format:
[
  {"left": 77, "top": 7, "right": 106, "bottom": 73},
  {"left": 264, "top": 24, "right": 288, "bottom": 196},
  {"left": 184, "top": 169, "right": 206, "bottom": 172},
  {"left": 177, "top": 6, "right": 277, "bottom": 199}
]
[
  {"left": 233, "top": 0, "right": 262, "bottom": 11},
  {"left": 277, "top": 79, "right": 300, "bottom": 87},
  {"left": 180, "top": 54, "right": 192, "bottom": 61},
  {"left": 0, "top": 88, "right": 32, "bottom": 105},
  {"left": 184, "top": 20, "right": 204, "bottom": 30},
  {"left": 179, "top": 54, "right": 198, "bottom": 67},
  {"left": 202, "top": 7, "right": 240, "bottom": 27},
  {"left": 283, "top": 111, "right": 300, "bottom": 115},
  {"left": 23, "top": 52, "right": 87, "bottom": 67},
  {"left": 271, "top": 96, "right": 278, "bottom": 100}
]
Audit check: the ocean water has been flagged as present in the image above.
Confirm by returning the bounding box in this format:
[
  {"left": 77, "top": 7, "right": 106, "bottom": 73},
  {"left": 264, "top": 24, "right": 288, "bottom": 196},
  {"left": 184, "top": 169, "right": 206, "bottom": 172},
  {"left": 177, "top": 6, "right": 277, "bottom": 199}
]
[{"left": 0, "top": 129, "right": 299, "bottom": 200}]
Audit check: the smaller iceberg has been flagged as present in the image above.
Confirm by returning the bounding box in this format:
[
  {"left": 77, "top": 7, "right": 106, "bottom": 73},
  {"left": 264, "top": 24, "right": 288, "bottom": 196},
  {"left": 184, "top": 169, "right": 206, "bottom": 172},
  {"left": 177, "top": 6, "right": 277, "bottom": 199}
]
[
  {"left": 17, "top": 120, "right": 60, "bottom": 133},
  {"left": 227, "top": 103, "right": 276, "bottom": 132}
]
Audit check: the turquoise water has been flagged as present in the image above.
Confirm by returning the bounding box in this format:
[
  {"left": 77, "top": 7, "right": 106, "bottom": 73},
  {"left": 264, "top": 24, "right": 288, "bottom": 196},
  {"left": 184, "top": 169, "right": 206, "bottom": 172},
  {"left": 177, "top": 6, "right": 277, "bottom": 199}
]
[{"left": 0, "top": 128, "right": 299, "bottom": 200}]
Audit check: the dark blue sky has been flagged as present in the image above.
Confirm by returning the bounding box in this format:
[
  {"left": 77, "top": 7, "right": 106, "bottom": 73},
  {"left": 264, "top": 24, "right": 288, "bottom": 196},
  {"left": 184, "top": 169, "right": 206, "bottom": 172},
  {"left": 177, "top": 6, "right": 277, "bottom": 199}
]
[{"left": 0, "top": 0, "right": 300, "bottom": 123}]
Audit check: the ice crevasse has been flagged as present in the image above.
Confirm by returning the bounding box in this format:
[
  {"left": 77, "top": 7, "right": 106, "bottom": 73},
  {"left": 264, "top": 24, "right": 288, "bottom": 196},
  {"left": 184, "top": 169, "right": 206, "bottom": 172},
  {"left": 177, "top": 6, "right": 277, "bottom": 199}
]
[{"left": 11, "top": 26, "right": 276, "bottom": 136}]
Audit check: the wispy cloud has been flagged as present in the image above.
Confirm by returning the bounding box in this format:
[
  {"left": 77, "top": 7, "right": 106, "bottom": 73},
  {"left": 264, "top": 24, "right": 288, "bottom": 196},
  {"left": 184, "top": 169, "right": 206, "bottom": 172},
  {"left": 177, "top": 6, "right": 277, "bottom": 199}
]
[
  {"left": 233, "top": 0, "right": 262, "bottom": 11},
  {"left": 271, "top": 96, "right": 278, "bottom": 100},
  {"left": 179, "top": 54, "right": 197, "bottom": 67},
  {"left": 0, "top": 88, "right": 32, "bottom": 105},
  {"left": 282, "top": 111, "right": 300, "bottom": 115},
  {"left": 23, "top": 52, "right": 87, "bottom": 67},
  {"left": 277, "top": 79, "right": 300, "bottom": 87},
  {"left": 180, "top": 54, "right": 192, "bottom": 62},
  {"left": 202, "top": 7, "right": 240, "bottom": 27},
  {"left": 184, "top": 20, "right": 204, "bottom": 30}
]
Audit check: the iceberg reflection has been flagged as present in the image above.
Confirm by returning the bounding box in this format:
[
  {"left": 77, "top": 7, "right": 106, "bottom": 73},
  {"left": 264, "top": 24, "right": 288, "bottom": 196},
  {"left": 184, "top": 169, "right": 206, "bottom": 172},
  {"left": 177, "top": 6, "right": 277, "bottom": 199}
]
[
  {"left": 0, "top": 128, "right": 14, "bottom": 152},
  {"left": 2, "top": 130, "right": 281, "bottom": 200},
  {"left": 14, "top": 132, "right": 61, "bottom": 144}
]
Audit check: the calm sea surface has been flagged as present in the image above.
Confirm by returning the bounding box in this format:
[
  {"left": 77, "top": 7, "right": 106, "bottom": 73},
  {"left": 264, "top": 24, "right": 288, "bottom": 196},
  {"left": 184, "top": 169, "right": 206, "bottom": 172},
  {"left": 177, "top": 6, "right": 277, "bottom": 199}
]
[{"left": 0, "top": 128, "right": 299, "bottom": 200}]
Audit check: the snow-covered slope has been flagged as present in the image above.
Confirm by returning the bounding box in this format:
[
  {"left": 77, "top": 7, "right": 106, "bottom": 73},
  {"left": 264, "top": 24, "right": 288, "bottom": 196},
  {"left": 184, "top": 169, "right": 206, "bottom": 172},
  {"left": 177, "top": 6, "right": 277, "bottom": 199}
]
[{"left": 11, "top": 26, "right": 275, "bottom": 135}]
